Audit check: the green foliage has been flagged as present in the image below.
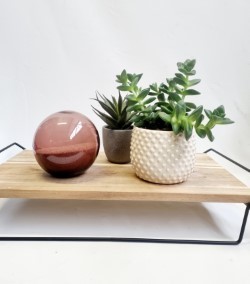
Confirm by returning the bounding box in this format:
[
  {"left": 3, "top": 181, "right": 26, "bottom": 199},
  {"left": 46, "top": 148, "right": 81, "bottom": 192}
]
[
  {"left": 91, "top": 91, "right": 133, "bottom": 130},
  {"left": 116, "top": 59, "right": 234, "bottom": 141}
]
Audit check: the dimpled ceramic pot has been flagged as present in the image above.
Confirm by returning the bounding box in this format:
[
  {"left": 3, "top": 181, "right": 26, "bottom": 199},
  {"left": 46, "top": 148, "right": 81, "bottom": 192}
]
[
  {"left": 130, "top": 127, "right": 196, "bottom": 184},
  {"left": 33, "top": 111, "right": 100, "bottom": 177}
]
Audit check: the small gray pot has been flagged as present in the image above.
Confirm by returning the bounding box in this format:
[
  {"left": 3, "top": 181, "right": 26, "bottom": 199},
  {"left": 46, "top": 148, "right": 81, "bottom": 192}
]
[{"left": 102, "top": 126, "right": 132, "bottom": 164}]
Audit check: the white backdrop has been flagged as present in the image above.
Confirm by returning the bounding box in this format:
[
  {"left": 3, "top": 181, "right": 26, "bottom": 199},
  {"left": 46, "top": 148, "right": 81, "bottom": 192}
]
[
  {"left": 1, "top": 2, "right": 250, "bottom": 284},
  {"left": 0, "top": 0, "right": 250, "bottom": 166}
]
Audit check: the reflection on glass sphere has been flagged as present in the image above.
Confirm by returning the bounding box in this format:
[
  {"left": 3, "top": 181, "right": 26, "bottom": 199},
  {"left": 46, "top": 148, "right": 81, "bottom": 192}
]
[{"left": 33, "top": 111, "right": 100, "bottom": 177}]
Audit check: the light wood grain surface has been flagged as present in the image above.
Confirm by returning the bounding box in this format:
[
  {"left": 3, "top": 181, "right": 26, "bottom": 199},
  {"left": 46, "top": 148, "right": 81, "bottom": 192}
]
[{"left": 0, "top": 150, "right": 249, "bottom": 202}]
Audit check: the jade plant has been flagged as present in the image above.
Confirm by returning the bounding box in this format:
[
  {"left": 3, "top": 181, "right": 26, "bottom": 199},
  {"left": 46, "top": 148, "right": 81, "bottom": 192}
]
[
  {"left": 91, "top": 91, "right": 133, "bottom": 130},
  {"left": 116, "top": 59, "right": 234, "bottom": 141}
]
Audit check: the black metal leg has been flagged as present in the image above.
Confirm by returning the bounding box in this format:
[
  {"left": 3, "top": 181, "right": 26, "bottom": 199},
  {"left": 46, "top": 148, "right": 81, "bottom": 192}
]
[{"left": 236, "top": 203, "right": 250, "bottom": 244}]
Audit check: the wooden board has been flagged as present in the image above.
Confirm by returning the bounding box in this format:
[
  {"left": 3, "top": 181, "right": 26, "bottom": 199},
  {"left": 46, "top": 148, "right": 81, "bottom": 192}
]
[{"left": 0, "top": 150, "right": 249, "bottom": 203}]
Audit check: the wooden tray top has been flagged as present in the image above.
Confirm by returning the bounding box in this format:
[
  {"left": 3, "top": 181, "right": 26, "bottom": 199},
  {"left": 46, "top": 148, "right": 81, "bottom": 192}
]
[{"left": 0, "top": 150, "right": 249, "bottom": 203}]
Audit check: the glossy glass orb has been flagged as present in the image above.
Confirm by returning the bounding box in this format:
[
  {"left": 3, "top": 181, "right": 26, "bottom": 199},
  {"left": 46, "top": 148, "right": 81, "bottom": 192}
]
[{"left": 33, "top": 111, "right": 100, "bottom": 177}]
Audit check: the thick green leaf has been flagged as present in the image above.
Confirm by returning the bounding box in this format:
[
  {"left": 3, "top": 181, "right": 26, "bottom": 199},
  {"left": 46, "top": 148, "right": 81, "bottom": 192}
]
[
  {"left": 131, "top": 76, "right": 140, "bottom": 87},
  {"left": 177, "top": 62, "right": 188, "bottom": 75},
  {"left": 149, "top": 83, "right": 158, "bottom": 92},
  {"left": 127, "top": 104, "right": 142, "bottom": 112},
  {"left": 178, "top": 67, "right": 188, "bottom": 75},
  {"left": 213, "top": 105, "right": 225, "bottom": 117},
  {"left": 143, "top": 97, "right": 156, "bottom": 104},
  {"left": 206, "top": 127, "right": 215, "bottom": 142},
  {"left": 186, "top": 70, "right": 196, "bottom": 76},
  {"left": 132, "top": 115, "right": 143, "bottom": 123},
  {"left": 126, "top": 97, "right": 138, "bottom": 106},
  {"left": 140, "top": 106, "right": 155, "bottom": 113},
  {"left": 160, "top": 105, "right": 172, "bottom": 114},
  {"left": 117, "top": 85, "right": 131, "bottom": 92},
  {"left": 158, "top": 112, "right": 171, "bottom": 123},
  {"left": 182, "top": 117, "right": 193, "bottom": 140},
  {"left": 147, "top": 112, "right": 157, "bottom": 121},
  {"left": 175, "top": 73, "right": 186, "bottom": 81},
  {"left": 138, "top": 88, "right": 150, "bottom": 100},
  {"left": 172, "top": 122, "right": 181, "bottom": 134},
  {"left": 186, "top": 102, "right": 197, "bottom": 109},
  {"left": 185, "top": 59, "right": 196, "bottom": 72},
  {"left": 157, "top": 93, "right": 165, "bottom": 101},
  {"left": 148, "top": 92, "right": 158, "bottom": 96},
  {"left": 135, "top": 73, "right": 143, "bottom": 82},
  {"left": 175, "top": 100, "right": 186, "bottom": 119},
  {"left": 188, "top": 105, "right": 203, "bottom": 122},
  {"left": 160, "top": 84, "right": 169, "bottom": 94},
  {"left": 206, "top": 117, "right": 216, "bottom": 130},
  {"left": 195, "top": 125, "right": 206, "bottom": 138},
  {"left": 167, "top": 78, "right": 176, "bottom": 88},
  {"left": 116, "top": 75, "right": 121, "bottom": 83},
  {"left": 204, "top": 109, "right": 212, "bottom": 119},
  {"left": 155, "top": 101, "right": 170, "bottom": 107},
  {"left": 177, "top": 62, "right": 185, "bottom": 71},
  {"left": 188, "top": 79, "right": 201, "bottom": 87},
  {"left": 134, "top": 120, "right": 145, "bottom": 127},
  {"left": 171, "top": 116, "right": 181, "bottom": 134},
  {"left": 174, "top": 77, "right": 187, "bottom": 87},
  {"left": 174, "top": 84, "right": 182, "bottom": 93},
  {"left": 195, "top": 114, "right": 204, "bottom": 127},
  {"left": 181, "top": 89, "right": 200, "bottom": 96},
  {"left": 127, "top": 73, "right": 142, "bottom": 83},
  {"left": 168, "top": 93, "right": 181, "bottom": 102},
  {"left": 127, "top": 73, "right": 134, "bottom": 82},
  {"left": 213, "top": 116, "right": 234, "bottom": 125},
  {"left": 120, "top": 70, "right": 127, "bottom": 83},
  {"left": 126, "top": 94, "right": 138, "bottom": 102}
]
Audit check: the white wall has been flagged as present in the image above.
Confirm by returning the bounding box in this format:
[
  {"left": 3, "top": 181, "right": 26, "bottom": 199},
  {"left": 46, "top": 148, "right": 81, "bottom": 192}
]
[{"left": 1, "top": 0, "right": 250, "bottom": 167}]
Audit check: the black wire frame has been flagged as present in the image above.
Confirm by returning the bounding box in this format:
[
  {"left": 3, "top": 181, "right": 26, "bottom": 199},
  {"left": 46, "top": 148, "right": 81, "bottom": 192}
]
[
  {"left": 0, "top": 142, "right": 26, "bottom": 153},
  {"left": 0, "top": 143, "right": 249, "bottom": 245}
]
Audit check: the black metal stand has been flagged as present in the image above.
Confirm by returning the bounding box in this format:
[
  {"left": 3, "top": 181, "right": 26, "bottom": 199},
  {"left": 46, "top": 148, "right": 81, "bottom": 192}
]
[
  {"left": 204, "top": 148, "right": 250, "bottom": 172},
  {"left": 0, "top": 143, "right": 249, "bottom": 245},
  {"left": 0, "top": 142, "right": 26, "bottom": 153}
]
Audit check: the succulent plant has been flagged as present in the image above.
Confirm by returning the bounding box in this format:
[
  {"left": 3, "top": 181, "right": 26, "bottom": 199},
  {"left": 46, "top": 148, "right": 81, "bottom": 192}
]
[
  {"left": 116, "top": 59, "right": 234, "bottom": 141},
  {"left": 91, "top": 91, "right": 133, "bottom": 130}
]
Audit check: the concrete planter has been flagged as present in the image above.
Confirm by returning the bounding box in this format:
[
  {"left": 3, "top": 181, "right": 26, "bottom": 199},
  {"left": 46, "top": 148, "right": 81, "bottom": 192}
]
[
  {"left": 130, "top": 127, "right": 196, "bottom": 184},
  {"left": 102, "top": 126, "right": 132, "bottom": 164}
]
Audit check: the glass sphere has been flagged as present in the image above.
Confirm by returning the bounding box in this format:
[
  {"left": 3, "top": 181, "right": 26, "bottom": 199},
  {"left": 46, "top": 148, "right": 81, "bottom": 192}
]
[{"left": 33, "top": 111, "right": 100, "bottom": 177}]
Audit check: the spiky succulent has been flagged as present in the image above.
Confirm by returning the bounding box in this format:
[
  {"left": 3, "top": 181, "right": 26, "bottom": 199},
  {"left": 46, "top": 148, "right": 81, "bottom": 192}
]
[{"left": 91, "top": 91, "right": 133, "bottom": 130}]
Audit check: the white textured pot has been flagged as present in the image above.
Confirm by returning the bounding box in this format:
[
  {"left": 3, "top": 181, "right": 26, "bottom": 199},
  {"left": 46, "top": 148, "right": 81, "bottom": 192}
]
[{"left": 130, "top": 127, "right": 196, "bottom": 184}]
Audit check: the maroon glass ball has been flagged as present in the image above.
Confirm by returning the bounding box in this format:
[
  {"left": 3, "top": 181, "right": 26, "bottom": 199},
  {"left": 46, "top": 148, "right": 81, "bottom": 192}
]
[{"left": 33, "top": 111, "right": 100, "bottom": 177}]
